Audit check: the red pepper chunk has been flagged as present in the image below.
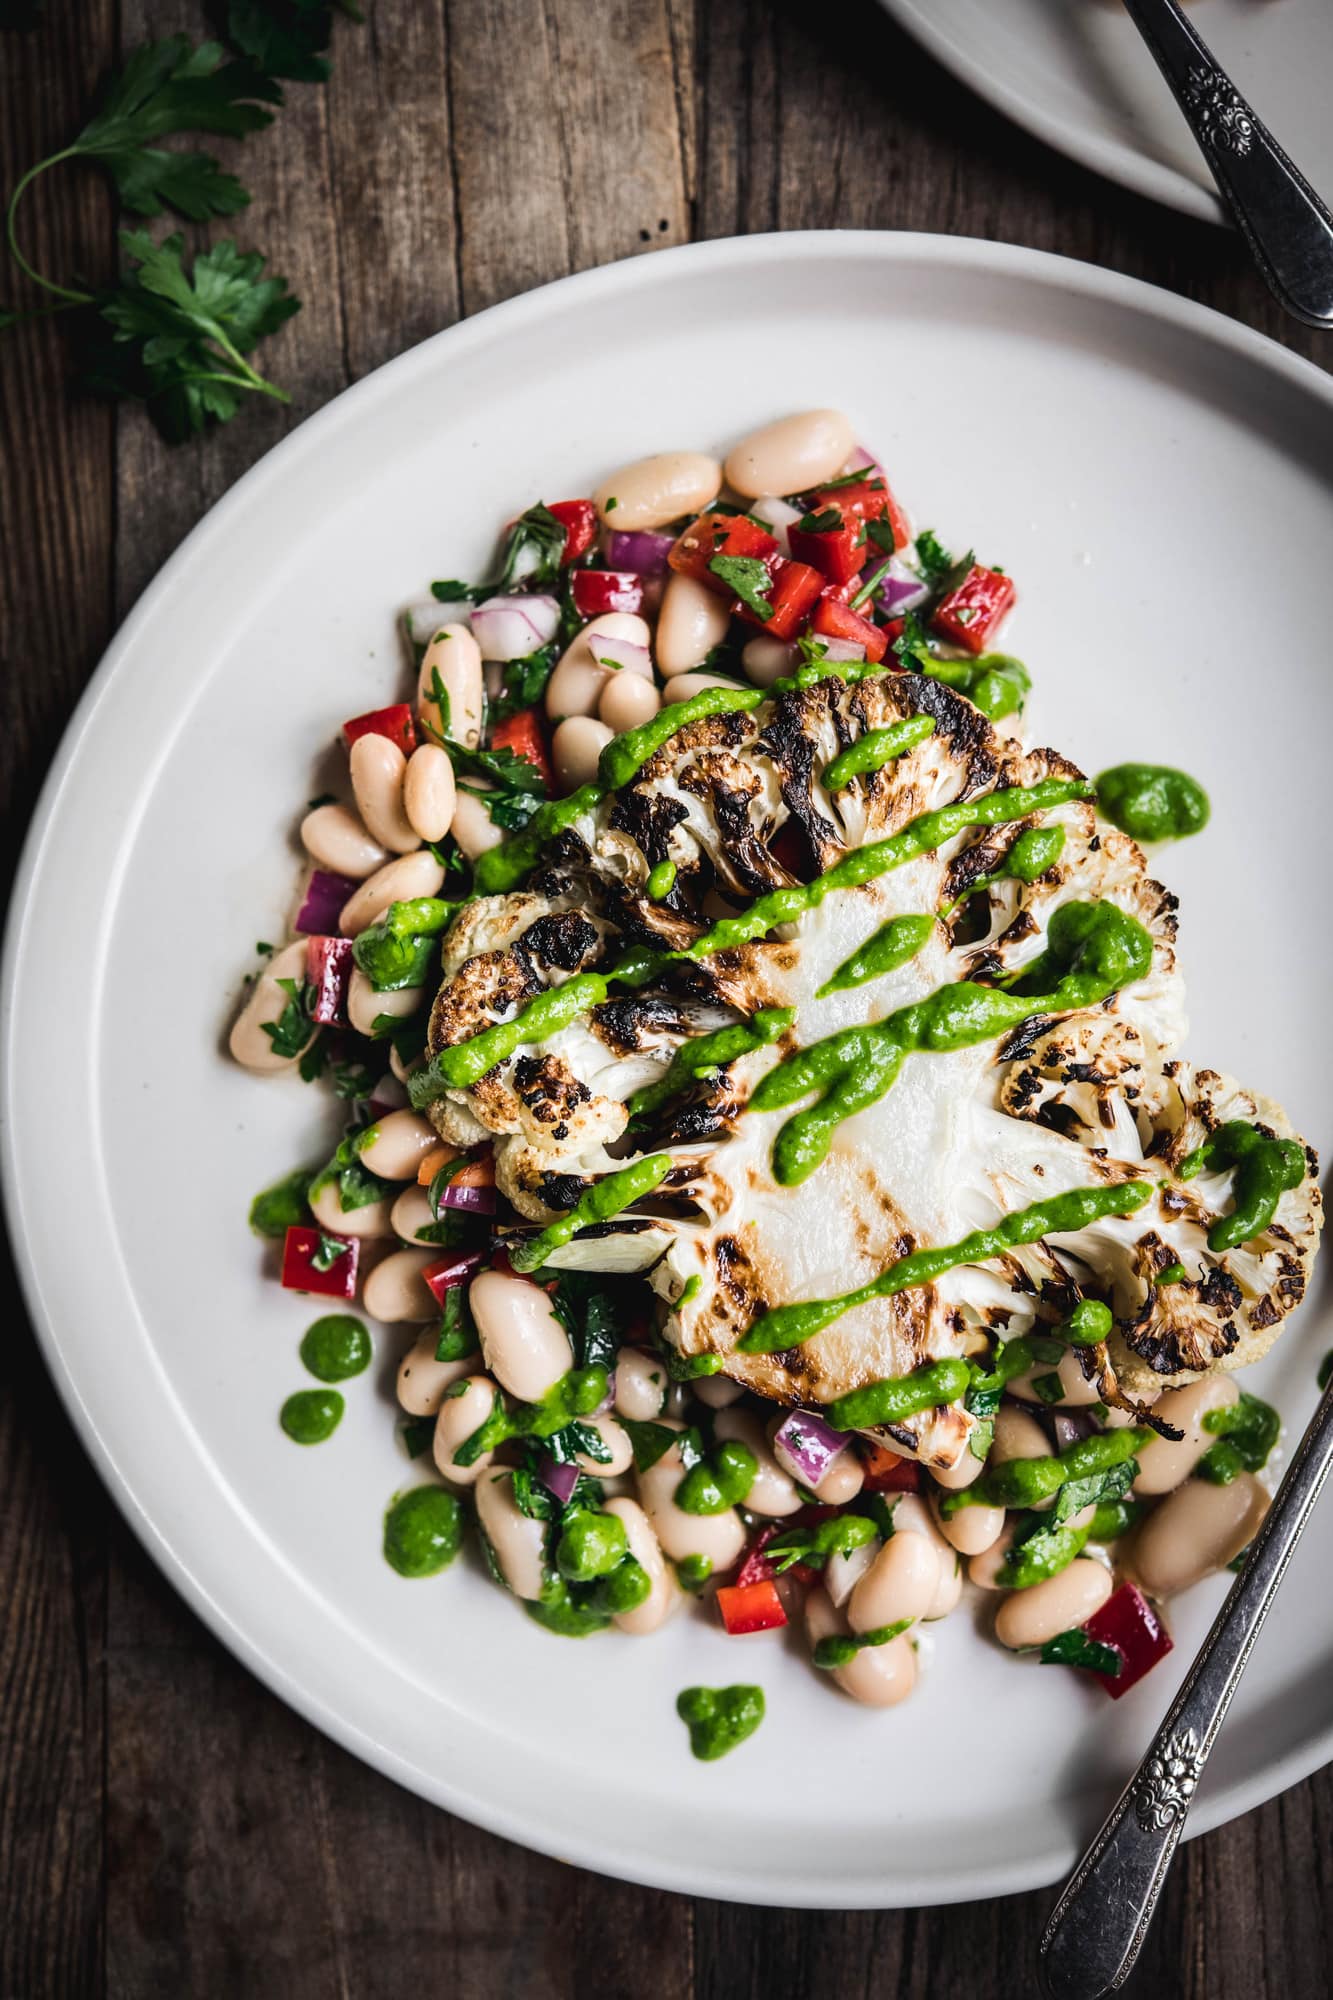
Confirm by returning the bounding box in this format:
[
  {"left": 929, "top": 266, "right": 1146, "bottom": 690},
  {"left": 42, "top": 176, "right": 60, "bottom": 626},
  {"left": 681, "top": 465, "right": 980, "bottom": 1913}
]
[
  {"left": 716, "top": 1580, "right": 788, "bottom": 1636},
  {"left": 547, "top": 498, "right": 598, "bottom": 566},
  {"left": 788, "top": 507, "right": 867, "bottom": 585},
  {"left": 858, "top": 1440, "right": 920, "bottom": 1492},
  {"left": 736, "top": 557, "right": 824, "bottom": 640},
  {"left": 422, "top": 1250, "right": 486, "bottom": 1305},
  {"left": 343, "top": 703, "right": 417, "bottom": 756},
  {"left": 806, "top": 476, "right": 910, "bottom": 553},
  {"left": 281, "top": 1226, "right": 360, "bottom": 1300},
  {"left": 305, "top": 935, "right": 354, "bottom": 1026},
  {"left": 931, "top": 564, "right": 1016, "bottom": 655},
  {"left": 571, "top": 569, "right": 645, "bottom": 618},
  {"left": 668, "top": 510, "right": 778, "bottom": 592},
  {"left": 1080, "top": 1583, "right": 1174, "bottom": 1699},
  {"left": 490, "top": 708, "right": 554, "bottom": 791},
  {"left": 811, "top": 595, "right": 889, "bottom": 664}
]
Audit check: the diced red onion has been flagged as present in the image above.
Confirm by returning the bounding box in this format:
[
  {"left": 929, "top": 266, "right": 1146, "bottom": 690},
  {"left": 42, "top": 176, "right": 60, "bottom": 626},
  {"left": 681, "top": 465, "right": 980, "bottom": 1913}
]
[
  {"left": 296, "top": 868, "right": 357, "bottom": 934},
  {"left": 592, "top": 1371, "right": 617, "bottom": 1416},
  {"left": 772, "top": 1408, "right": 849, "bottom": 1489},
  {"left": 606, "top": 529, "right": 675, "bottom": 575},
  {"left": 433, "top": 1179, "right": 497, "bottom": 1216},
  {"left": 845, "top": 443, "right": 886, "bottom": 481},
  {"left": 471, "top": 593, "right": 561, "bottom": 661},
  {"left": 1052, "top": 1409, "right": 1096, "bottom": 1451},
  {"left": 876, "top": 557, "right": 931, "bottom": 616},
  {"left": 422, "top": 1249, "right": 485, "bottom": 1305},
  {"left": 537, "top": 1455, "right": 580, "bottom": 1505},
  {"left": 369, "top": 1073, "right": 409, "bottom": 1120},
  {"left": 305, "top": 934, "right": 354, "bottom": 1025},
  {"left": 748, "top": 495, "right": 803, "bottom": 558},
  {"left": 589, "top": 634, "right": 652, "bottom": 678},
  {"left": 815, "top": 635, "right": 866, "bottom": 665},
  {"left": 405, "top": 598, "right": 468, "bottom": 646}
]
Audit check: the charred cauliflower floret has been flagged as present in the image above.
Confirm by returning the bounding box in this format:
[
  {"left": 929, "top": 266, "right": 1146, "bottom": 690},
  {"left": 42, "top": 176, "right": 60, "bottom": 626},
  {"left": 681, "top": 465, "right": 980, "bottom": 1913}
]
[{"left": 415, "top": 671, "right": 1322, "bottom": 1470}]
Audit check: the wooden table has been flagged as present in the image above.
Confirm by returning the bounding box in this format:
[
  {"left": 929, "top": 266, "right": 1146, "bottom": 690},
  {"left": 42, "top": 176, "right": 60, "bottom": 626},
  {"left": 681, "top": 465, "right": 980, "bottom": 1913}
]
[{"left": 2, "top": 4, "right": 1329, "bottom": 1993}]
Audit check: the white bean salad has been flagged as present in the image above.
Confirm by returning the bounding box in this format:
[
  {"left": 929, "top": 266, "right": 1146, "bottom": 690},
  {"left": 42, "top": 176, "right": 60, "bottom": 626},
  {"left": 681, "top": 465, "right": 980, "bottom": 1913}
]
[{"left": 234, "top": 411, "right": 1321, "bottom": 1761}]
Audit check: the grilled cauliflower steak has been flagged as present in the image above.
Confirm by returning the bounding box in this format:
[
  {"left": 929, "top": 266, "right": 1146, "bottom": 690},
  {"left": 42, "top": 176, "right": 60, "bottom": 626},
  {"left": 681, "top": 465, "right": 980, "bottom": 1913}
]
[{"left": 416, "top": 670, "right": 1322, "bottom": 1471}]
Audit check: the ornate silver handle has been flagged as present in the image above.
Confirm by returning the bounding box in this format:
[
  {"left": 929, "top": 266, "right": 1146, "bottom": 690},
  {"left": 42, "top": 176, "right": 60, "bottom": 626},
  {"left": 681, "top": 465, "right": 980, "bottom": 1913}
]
[
  {"left": 1121, "top": 0, "right": 1333, "bottom": 327},
  {"left": 1039, "top": 1376, "right": 1333, "bottom": 1998}
]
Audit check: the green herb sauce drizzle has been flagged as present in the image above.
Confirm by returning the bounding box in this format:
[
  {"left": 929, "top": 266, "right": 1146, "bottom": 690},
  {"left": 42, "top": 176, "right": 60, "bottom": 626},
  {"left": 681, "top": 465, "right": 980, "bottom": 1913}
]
[
  {"left": 627, "top": 1007, "right": 795, "bottom": 1121},
  {"left": 821, "top": 714, "right": 935, "bottom": 791},
  {"left": 509, "top": 1155, "right": 673, "bottom": 1274},
  {"left": 1178, "top": 1119, "right": 1307, "bottom": 1251}
]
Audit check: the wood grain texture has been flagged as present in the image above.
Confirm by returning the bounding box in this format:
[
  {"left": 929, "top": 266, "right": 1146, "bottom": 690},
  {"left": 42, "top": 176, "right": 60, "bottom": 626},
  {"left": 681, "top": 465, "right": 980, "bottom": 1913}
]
[{"left": 1, "top": 3, "right": 1329, "bottom": 1997}]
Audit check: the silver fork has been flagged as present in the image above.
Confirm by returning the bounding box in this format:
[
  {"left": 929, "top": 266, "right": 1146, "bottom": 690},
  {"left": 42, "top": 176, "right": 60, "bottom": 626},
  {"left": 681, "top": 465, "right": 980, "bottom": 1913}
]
[{"left": 1121, "top": 0, "right": 1333, "bottom": 328}]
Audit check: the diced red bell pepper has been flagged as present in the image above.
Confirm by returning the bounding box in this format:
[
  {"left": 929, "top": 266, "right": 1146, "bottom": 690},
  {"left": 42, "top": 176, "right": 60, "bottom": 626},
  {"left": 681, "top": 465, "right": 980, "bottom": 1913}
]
[
  {"left": 281, "top": 1226, "right": 360, "bottom": 1300},
  {"left": 931, "top": 563, "right": 1016, "bottom": 655},
  {"left": 716, "top": 1579, "right": 788, "bottom": 1636},
  {"left": 305, "top": 935, "right": 354, "bottom": 1026},
  {"left": 668, "top": 510, "right": 778, "bottom": 592},
  {"left": 811, "top": 594, "right": 889, "bottom": 664},
  {"left": 736, "top": 557, "right": 824, "bottom": 640},
  {"left": 422, "top": 1249, "right": 486, "bottom": 1305},
  {"left": 806, "top": 476, "right": 910, "bottom": 553},
  {"left": 490, "top": 707, "right": 554, "bottom": 791},
  {"left": 571, "top": 569, "right": 645, "bottom": 618},
  {"left": 859, "top": 1441, "right": 920, "bottom": 1492},
  {"left": 882, "top": 617, "right": 906, "bottom": 649},
  {"left": 1080, "top": 1583, "right": 1174, "bottom": 1699},
  {"left": 548, "top": 498, "right": 598, "bottom": 566},
  {"left": 769, "top": 821, "right": 808, "bottom": 881},
  {"left": 788, "top": 507, "right": 868, "bottom": 585},
  {"left": 343, "top": 703, "right": 417, "bottom": 756}
]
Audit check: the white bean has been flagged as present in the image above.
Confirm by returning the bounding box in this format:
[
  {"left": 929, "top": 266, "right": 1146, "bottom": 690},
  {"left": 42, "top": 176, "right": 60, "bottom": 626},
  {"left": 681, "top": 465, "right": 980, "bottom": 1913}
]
[
  {"left": 825, "top": 1534, "right": 878, "bottom": 1609},
  {"left": 847, "top": 1529, "right": 939, "bottom": 1635},
  {"left": 419, "top": 623, "right": 483, "bottom": 748},
  {"left": 598, "top": 670, "right": 659, "bottom": 734},
  {"left": 931, "top": 1443, "right": 987, "bottom": 1491},
  {"left": 389, "top": 1184, "right": 437, "bottom": 1246},
  {"left": 338, "top": 850, "right": 445, "bottom": 936},
  {"left": 396, "top": 1330, "right": 481, "bottom": 1415},
  {"left": 546, "top": 612, "right": 652, "bottom": 722},
  {"left": 713, "top": 1406, "right": 801, "bottom": 1518},
  {"left": 614, "top": 1348, "right": 668, "bottom": 1421},
  {"left": 552, "top": 715, "right": 613, "bottom": 793},
  {"left": 992, "top": 1402, "right": 1055, "bottom": 1508},
  {"left": 741, "top": 636, "right": 797, "bottom": 687},
  {"left": 449, "top": 790, "right": 505, "bottom": 861},
  {"left": 602, "top": 1497, "right": 681, "bottom": 1636},
  {"left": 594, "top": 451, "right": 722, "bottom": 531},
  {"left": 806, "top": 1585, "right": 916, "bottom": 1708},
  {"left": 403, "top": 743, "right": 456, "bottom": 843},
  {"left": 994, "top": 1557, "right": 1113, "bottom": 1651},
  {"left": 349, "top": 732, "right": 419, "bottom": 855},
  {"left": 1132, "top": 1471, "right": 1268, "bottom": 1597},
  {"left": 693, "top": 1374, "right": 744, "bottom": 1409},
  {"left": 932, "top": 1488, "right": 1006, "bottom": 1558},
  {"left": 474, "top": 1467, "right": 546, "bottom": 1597},
  {"left": 308, "top": 1175, "right": 393, "bottom": 1241},
  {"left": 724, "top": 411, "right": 855, "bottom": 500},
  {"left": 811, "top": 1452, "right": 864, "bottom": 1505},
  {"left": 655, "top": 572, "right": 732, "bottom": 677},
  {"left": 968, "top": 1522, "right": 1017, "bottom": 1590},
  {"left": 1008, "top": 1348, "right": 1102, "bottom": 1408},
  {"left": 229, "top": 940, "right": 313, "bottom": 1072},
  {"left": 573, "top": 1413, "right": 634, "bottom": 1478},
  {"left": 469, "top": 1267, "right": 573, "bottom": 1401},
  {"left": 663, "top": 672, "right": 746, "bottom": 701},
  {"left": 300, "top": 801, "right": 388, "bottom": 880},
  {"left": 358, "top": 1109, "right": 439, "bottom": 1180},
  {"left": 888, "top": 1494, "right": 963, "bottom": 1619},
  {"left": 1134, "top": 1374, "right": 1240, "bottom": 1496},
  {"left": 636, "top": 1430, "right": 746, "bottom": 1569},
  {"left": 363, "top": 1247, "right": 439, "bottom": 1323},
  {"left": 432, "top": 1374, "right": 498, "bottom": 1486},
  {"left": 347, "top": 968, "right": 423, "bottom": 1039}
]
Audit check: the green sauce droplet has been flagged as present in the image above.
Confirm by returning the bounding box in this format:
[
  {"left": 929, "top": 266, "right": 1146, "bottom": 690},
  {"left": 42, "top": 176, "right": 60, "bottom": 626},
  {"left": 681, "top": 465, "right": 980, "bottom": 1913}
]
[
  {"left": 676, "top": 1684, "right": 765, "bottom": 1761},
  {"left": 383, "top": 1485, "right": 464, "bottom": 1577},
  {"left": 646, "top": 858, "right": 677, "bottom": 900},
  {"left": 300, "top": 1314, "right": 372, "bottom": 1382},
  {"left": 1095, "top": 763, "right": 1210, "bottom": 843},
  {"left": 280, "top": 1388, "right": 344, "bottom": 1444}
]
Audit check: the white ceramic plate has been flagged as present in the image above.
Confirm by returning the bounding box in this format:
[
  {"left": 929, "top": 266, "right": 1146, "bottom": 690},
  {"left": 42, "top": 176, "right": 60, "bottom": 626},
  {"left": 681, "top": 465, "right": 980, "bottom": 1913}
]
[
  {"left": 881, "top": 0, "right": 1333, "bottom": 224},
  {"left": 5, "top": 233, "right": 1332, "bottom": 1909}
]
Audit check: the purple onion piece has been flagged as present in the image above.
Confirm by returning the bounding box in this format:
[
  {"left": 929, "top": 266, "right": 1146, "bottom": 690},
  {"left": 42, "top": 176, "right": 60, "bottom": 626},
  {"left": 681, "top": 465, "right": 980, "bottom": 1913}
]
[
  {"left": 592, "top": 1371, "right": 617, "bottom": 1417},
  {"left": 846, "top": 443, "right": 886, "bottom": 481},
  {"left": 434, "top": 1180, "right": 497, "bottom": 1216},
  {"left": 816, "top": 635, "right": 866, "bottom": 664},
  {"left": 471, "top": 592, "right": 561, "bottom": 661},
  {"left": 296, "top": 868, "right": 358, "bottom": 934},
  {"left": 537, "top": 1455, "right": 580, "bottom": 1506},
  {"left": 1051, "top": 1409, "right": 1096, "bottom": 1452},
  {"left": 606, "top": 529, "right": 675, "bottom": 575},
  {"left": 772, "top": 1408, "right": 848, "bottom": 1489}
]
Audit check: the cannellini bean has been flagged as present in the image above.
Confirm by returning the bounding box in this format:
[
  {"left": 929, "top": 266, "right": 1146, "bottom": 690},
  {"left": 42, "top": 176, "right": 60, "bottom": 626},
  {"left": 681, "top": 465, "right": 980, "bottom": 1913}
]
[
  {"left": 848, "top": 1528, "right": 940, "bottom": 1635},
  {"left": 229, "top": 940, "right": 313, "bottom": 1072},
  {"left": 825, "top": 1534, "right": 878, "bottom": 1609},
  {"left": 474, "top": 1466, "right": 546, "bottom": 1596},
  {"left": 741, "top": 635, "right": 797, "bottom": 686},
  {"left": 636, "top": 1428, "right": 747, "bottom": 1569},
  {"left": 389, "top": 1184, "right": 437, "bottom": 1245},
  {"left": 811, "top": 1452, "right": 864, "bottom": 1505},
  {"left": 339, "top": 850, "right": 445, "bottom": 936},
  {"left": 655, "top": 572, "right": 732, "bottom": 677},
  {"left": 573, "top": 1413, "right": 634, "bottom": 1478},
  {"left": 349, "top": 732, "right": 419, "bottom": 855},
  {"left": 552, "top": 715, "right": 613, "bottom": 792},
  {"left": 418, "top": 623, "right": 483, "bottom": 748},
  {"left": 933, "top": 1488, "right": 1006, "bottom": 1558},
  {"left": 403, "top": 743, "right": 456, "bottom": 843},
  {"left": 693, "top": 1374, "right": 744, "bottom": 1409},
  {"left": 363, "top": 1247, "right": 439, "bottom": 1322},
  {"left": 598, "top": 669, "right": 659, "bottom": 734},
  {"left": 614, "top": 1348, "right": 668, "bottom": 1421},
  {"left": 546, "top": 612, "right": 652, "bottom": 721},
  {"left": 806, "top": 1585, "right": 917, "bottom": 1708},
  {"left": 713, "top": 1406, "right": 801, "bottom": 1518},
  {"left": 432, "top": 1374, "right": 498, "bottom": 1486},
  {"left": 724, "top": 410, "right": 855, "bottom": 499},
  {"left": 888, "top": 1494, "right": 963, "bottom": 1620},
  {"left": 299, "top": 801, "right": 388, "bottom": 880},
  {"left": 396, "top": 1329, "right": 481, "bottom": 1415},
  {"left": 388, "top": 1043, "right": 419, "bottom": 1086},
  {"left": 358, "top": 1109, "right": 439, "bottom": 1181},
  {"left": 663, "top": 672, "right": 746, "bottom": 701},
  {"left": 969, "top": 1522, "right": 1018, "bottom": 1590},
  {"left": 602, "top": 1497, "right": 681, "bottom": 1636},
  {"left": 469, "top": 1267, "right": 573, "bottom": 1401},
  {"left": 449, "top": 789, "right": 505, "bottom": 861},
  {"left": 1009, "top": 1348, "right": 1102, "bottom": 1408},
  {"left": 1132, "top": 1471, "right": 1268, "bottom": 1598},
  {"left": 932, "top": 1443, "right": 987, "bottom": 1491},
  {"left": 992, "top": 1401, "right": 1055, "bottom": 1507},
  {"left": 594, "top": 451, "right": 722, "bottom": 531},
  {"left": 1134, "top": 1374, "right": 1240, "bottom": 1497},
  {"left": 994, "top": 1557, "right": 1113, "bottom": 1651},
  {"left": 347, "top": 969, "right": 423, "bottom": 1039},
  {"left": 308, "top": 1175, "right": 393, "bottom": 1241}
]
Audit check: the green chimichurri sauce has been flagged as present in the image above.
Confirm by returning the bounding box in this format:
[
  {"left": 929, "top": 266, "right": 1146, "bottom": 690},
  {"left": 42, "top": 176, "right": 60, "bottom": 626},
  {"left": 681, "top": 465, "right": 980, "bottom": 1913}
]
[
  {"left": 300, "top": 1314, "right": 372, "bottom": 1383},
  {"left": 676, "top": 1683, "right": 765, "bottom": 1761},
  {"left": 1095, "top": 764, "right": 1210, "bottom": 843},
  {"left": 627, "top": 1007, "right": 794, "bottom": 1121},
  {"left": 821, "top": 714, "right": 935, "bottom": 791},
  {"left": 383, "top": 1484, "right": 464, "bottom": 1577},
  {"left": 741, "top": 1180, "right": 1153, "bottom": 1355},
  {"left": 600, "top": 685, "right": 764, "bottom": 790},
  {"left": 279, "top": 1388, "right": 344, "bottom": 1444},
  {"left": 509, "top": 1155, "right": 673, "bottom": 1273},
  {"left": 646, "top": 858, "right": 677, "bottom": 900},
  {"left": 817, "top": 912, "right": 937, "bottom": 998},
  {"left": 1179, "top": 1118, "right": 1306, "bottom": 1252}
]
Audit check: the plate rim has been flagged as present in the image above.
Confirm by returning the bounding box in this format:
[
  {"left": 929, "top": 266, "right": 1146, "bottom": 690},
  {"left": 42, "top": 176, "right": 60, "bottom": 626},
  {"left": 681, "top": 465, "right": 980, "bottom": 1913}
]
[
  {"left": 879, "top": 0, "right": 1226, "bottom": 225},
  {"left": 4, "top": 228, "right": 1332, "bottom": 1908}
]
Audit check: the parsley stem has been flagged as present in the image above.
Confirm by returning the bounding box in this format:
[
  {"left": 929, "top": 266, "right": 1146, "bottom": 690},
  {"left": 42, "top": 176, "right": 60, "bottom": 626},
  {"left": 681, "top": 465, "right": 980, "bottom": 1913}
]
[
  {"left": 176, "top": 365, "right": 291, "bottom": 404},
  {"left": 5, "top": 151, "right": 97, "bottom": 307},
  {"left": 849, "top": 554, "right": 895, "bottom": 614}
]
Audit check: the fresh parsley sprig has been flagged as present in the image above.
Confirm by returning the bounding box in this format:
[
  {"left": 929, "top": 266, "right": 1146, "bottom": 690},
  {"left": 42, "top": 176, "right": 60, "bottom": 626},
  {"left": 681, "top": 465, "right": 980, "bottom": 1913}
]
[{"left": 219, "top": 1, "right": 364, "bottom": 85}]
